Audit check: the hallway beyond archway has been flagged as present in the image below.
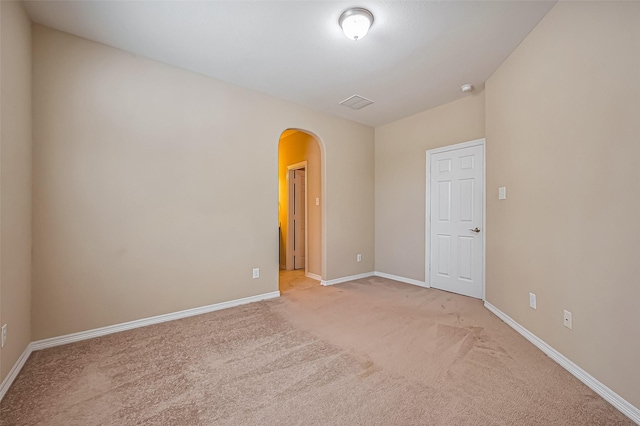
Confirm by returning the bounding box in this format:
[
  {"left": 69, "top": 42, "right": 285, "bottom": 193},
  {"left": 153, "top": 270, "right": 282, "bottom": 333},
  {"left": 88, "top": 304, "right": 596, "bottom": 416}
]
[{"left": 278, "top": 129, "right": 323, "bottom": 291}]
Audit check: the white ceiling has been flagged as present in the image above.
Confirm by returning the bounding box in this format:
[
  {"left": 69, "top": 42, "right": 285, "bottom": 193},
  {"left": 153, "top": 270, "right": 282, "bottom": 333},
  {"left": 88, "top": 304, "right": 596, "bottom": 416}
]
[{"left": 23, "top": 1, "right": 556, "bottom": 127}]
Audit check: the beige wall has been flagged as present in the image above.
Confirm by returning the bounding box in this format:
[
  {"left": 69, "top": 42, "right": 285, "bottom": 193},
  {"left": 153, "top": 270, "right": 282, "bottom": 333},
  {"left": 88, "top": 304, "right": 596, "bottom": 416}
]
[
  {"left": 32, "top": 26, "right": 374, "bottom": 340},
  {"left": 278, "top": 131, "right": 322, "bottom": 277},
  {"left": 486, "top": 1, "right": 640, "bottom": 408},
  {"left": 375, "top": 93, "right": 485, "bottom": 281},
  {"left": 0, "top": 1, "right": 32, "bottom": 382}
]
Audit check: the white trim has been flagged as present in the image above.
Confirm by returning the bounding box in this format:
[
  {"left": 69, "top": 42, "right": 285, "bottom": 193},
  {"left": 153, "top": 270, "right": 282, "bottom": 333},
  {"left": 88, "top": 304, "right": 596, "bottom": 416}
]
[
  {"left": 484, "top": 301, "right": 640, "bottom": 424},
  {"left": 0, "top": 343, "right": 34, "bottom": 402},
  {"left": 286, "top": 161, "right": 307, "bottom": 171},
  {"left": 321, "top": 272, "right": 374, "bottom": 286},
  {"left": 31, "top": 291, "right": 280, "bottom": 351},
  {"left": 374, "top": 271, "right": 428, "bottom": 288},
  {"left": 427, "top": 138, "right": 486, "bottom": 155},
  {"left": 426, "top": 138, "right": 486, "bottom": 300},
  {"left": 305, "top": 272, "right": 322, "bottom": 281},
  {"left": 482, "top": 142, "right": 486, "bottom": 301}
]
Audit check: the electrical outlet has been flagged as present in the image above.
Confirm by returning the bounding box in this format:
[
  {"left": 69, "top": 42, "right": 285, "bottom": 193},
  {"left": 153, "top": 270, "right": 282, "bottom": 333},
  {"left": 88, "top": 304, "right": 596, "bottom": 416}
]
[
  {"left": 252, "top": 268, "right": 260, "bottom": 279},
  {"left": 357, "top": 254, "right": 362, "bottom": 262},
  {"left": 564, "top": 310, "right": 573, "bottom": 329},
  {"left": 1, "top": 324, "right": 6, "bottom": 348},
  {"left": 529, "top": 293, "right": 536, "bottom": 309}
]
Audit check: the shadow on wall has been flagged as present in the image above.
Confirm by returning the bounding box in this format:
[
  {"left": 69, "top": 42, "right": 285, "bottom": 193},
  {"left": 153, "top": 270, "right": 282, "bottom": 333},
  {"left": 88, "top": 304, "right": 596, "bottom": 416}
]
[{"left": 278, "top": 130, "right": 322, "bottom": 279}]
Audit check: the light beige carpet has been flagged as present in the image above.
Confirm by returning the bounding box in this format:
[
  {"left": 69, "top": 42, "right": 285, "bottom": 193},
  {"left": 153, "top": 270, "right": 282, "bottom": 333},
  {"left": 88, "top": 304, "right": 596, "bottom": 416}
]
[{"left": 0, "top": 275, "right": 632, "bottom": 425}]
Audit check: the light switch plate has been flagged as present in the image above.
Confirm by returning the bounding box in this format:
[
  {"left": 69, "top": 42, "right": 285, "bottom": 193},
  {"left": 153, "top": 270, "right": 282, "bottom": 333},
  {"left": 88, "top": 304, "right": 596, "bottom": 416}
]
[{"left": 499, "top": 187, "right": 507, "bottom": 200}]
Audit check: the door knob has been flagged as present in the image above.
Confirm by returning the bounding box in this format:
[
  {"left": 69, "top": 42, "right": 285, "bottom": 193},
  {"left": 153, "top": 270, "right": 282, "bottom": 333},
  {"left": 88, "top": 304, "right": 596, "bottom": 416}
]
[{"left": 469, "top": 227, "right": 481, "bottom": 233}]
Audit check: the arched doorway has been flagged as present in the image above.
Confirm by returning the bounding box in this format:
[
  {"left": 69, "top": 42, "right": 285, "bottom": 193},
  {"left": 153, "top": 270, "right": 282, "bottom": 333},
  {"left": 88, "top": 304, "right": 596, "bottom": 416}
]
[{"left": 278, "top": 129, "right": 323, "bottom": 292}]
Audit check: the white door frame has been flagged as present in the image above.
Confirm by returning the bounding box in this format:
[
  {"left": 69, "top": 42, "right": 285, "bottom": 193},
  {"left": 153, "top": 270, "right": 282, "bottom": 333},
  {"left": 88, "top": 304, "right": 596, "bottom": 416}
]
[
  {"left": 286, "top": 161, "right": 308, "bottom": 273},
  {"left": 425, "top": 138, "right": 486, "bottom": 300}
]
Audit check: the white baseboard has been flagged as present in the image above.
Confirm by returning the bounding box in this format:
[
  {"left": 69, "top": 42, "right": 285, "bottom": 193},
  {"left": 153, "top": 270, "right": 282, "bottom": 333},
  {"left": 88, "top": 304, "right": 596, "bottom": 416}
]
[
  {"left": 484, "top": 301, "right": 640, "bottom": 424},
  {"left": 374, "top": 271, "right": 428, "bottom": 288},
  {"left": 321, "top": 272, "right": 374, "bottom": 286},
  {"left": 0, "top": 343, "right": 34, "bottom": 402},
  {"left": 31, "top": 291, "right": 280, "bottom": 351},
  {"left": 305, "top": 272, "right": 322, "bottom": 281},
  {"left": 320, "top": 271, "right": 428, "bottom": 288}
]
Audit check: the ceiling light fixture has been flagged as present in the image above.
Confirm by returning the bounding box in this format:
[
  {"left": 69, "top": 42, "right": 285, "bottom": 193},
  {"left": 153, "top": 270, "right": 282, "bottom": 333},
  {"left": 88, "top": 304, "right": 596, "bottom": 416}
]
[
  {"left": 461, "top": 84, "right": 474, "bottom": 93},
  {"left": 339, "top": 8, "right": 374, "bottom": 41}
]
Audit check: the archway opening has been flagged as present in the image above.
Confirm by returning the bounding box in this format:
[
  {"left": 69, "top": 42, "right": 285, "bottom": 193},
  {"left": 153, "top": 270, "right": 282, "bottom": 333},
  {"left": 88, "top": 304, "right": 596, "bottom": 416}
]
[{"left": 278, "top": 129, "right": 322, "bottom": 293}]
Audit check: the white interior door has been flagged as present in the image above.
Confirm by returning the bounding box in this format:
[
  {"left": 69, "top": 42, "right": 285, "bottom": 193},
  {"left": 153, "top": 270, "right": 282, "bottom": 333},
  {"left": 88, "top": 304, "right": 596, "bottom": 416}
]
[{"left": 428, "top": 141, "right": 484, "bottom": 299}]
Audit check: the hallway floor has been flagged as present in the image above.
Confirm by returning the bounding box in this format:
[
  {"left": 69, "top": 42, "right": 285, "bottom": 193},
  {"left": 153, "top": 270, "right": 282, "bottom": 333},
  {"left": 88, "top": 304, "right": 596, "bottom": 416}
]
[{"left": 279, "top": 269, "right": 319, "bottom": 293}]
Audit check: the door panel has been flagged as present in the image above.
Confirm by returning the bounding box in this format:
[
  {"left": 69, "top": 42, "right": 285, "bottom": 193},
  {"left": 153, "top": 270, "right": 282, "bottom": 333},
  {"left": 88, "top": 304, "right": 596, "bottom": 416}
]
[
  {"left": 458, "top": 236, "right": 473, "bottom": 281},
  {"left": 459, "top": 179, "right": 474, "bottom": 222},
  {"left": 436, "top": 234, "right": 451, "bottom": 276},
  {"left": 438, "top": 181, "right": 451, "bottom": 221},
  {"left": 429, "top": 143, "right": 484, "bottom": 299}
]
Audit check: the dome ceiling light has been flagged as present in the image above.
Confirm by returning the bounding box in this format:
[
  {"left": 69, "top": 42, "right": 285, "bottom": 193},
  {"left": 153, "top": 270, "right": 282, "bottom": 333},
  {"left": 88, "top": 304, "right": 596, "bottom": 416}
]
[{"left": 339, "top": 8, "right": 374, "bottom": 41}]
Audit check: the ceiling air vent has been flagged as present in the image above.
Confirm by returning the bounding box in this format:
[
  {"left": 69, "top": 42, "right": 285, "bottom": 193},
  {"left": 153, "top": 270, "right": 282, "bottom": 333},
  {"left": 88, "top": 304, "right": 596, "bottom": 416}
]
[{"left": 339, "top": 94, "right": 374, "bottom": 110}]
